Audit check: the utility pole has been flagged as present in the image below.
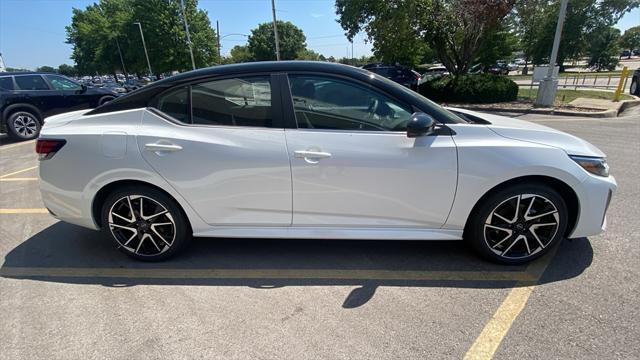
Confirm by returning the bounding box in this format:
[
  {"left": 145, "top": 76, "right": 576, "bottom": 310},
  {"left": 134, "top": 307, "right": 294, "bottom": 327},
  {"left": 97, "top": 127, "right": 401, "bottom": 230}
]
[
  {"left": 217, "top": 20, "right": 221, "bottom": 64},
  {"left": 115, "top": 38, "right": 127, "bottom": 77},
  {"left": 180, "top": 0, "right": 196, "bottom": 70},
  {"left": 535, "top": 0, "right": 568, "bottom": 107},
  {"left": 271, "top": 0, "right": 281, "bottom": 61},
  {"left": 351, "top": 40, "right": 354, "bottom": 60},
  {"left": 134, "top": 22, "right": 153, "bottom": 76}
]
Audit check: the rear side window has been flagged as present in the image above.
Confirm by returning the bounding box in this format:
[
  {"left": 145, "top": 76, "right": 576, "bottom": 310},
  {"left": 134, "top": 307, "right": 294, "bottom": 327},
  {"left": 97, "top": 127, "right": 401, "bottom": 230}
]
[
  {"left": 156, "top": 86, "right": 189, "bottom": 123},
  {"left": 0, "top": 76, "right": 15, "bottom": 90},
  {"left": 192, "top": 77, "right": 272, "bottom": 127},
  {"left": 15, "top": 75, "right": 49, "bottom": 90}
]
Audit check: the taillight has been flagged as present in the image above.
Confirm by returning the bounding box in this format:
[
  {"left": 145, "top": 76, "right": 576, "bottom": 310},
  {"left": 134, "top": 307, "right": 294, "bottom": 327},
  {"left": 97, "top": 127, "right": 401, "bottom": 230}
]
[{"left": 36, "top": 139, "right": 66, "bottom": 160}]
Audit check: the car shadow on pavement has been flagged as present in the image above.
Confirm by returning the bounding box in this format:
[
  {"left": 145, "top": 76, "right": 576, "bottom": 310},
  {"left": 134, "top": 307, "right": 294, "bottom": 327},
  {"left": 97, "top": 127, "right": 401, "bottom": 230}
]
[{"left": 1, "top": 222, "right": 593, "bottom": 307}]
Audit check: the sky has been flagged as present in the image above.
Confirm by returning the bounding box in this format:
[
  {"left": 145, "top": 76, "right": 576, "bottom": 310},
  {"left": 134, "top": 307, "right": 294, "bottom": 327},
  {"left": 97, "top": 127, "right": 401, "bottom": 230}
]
[{"left": 0, "top": 0, "right": 638, "bottom": 70}]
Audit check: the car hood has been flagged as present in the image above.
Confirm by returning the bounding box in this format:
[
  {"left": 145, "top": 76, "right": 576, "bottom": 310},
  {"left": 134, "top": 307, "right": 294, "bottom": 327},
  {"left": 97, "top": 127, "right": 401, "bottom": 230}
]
[{"left": 448, "top": 108, "right": 606, "bottom": 157}]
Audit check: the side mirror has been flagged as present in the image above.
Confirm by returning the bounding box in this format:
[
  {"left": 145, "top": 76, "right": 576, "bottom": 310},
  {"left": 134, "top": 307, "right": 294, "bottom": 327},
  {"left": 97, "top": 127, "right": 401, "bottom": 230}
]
[{"left": 407, "top": 112, "right": 436, "bottom": 138}]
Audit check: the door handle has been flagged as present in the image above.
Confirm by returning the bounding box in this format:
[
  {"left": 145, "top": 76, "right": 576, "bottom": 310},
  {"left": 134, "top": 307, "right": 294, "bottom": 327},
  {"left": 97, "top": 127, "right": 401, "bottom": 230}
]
[
  {"left": 144, "top": 143, "right": 183, "bottom": 153},
  {"left": 294, "top": 150, "right": 332, "bottom": 159},
  {"left": 294, "top": 150, "right": 331, "bottom": 164}
]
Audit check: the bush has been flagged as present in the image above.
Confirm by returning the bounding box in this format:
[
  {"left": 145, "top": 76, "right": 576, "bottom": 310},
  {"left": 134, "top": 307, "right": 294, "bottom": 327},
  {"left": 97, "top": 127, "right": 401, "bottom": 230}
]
[{"left": 418, "top": 74, "right": 518, "bottom": 103}]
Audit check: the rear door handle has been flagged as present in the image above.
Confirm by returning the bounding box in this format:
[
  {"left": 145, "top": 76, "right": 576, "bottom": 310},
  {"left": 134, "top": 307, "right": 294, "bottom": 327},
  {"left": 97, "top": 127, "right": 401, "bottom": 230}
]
[
  {"left": 144, "top": 143, "right": 183, "bottom": 153},
  {"left": 294, "top": 150, "right": 332, "bottom": 164}
]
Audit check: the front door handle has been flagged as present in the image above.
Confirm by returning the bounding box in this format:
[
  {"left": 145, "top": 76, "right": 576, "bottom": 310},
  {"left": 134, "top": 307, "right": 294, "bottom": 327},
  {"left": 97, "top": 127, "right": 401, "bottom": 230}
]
[
  {"left": 294, "top": 150, "right": 332, "bottom": 164},
  {"left": 144, "top": 143, "right": 183, "bottom": 153}
]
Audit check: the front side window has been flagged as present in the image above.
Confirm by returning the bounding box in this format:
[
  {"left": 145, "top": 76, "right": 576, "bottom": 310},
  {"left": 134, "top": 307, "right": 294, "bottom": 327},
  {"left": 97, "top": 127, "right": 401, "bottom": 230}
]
[
  {"left": 156, "top": 86, "right": 189, "bottom": 123},
  {"left": 191, "top": 76, "right": 272, "bottom": 127},
  {"left": 289, "top": 75, "right": 412, "bottom": 131},
  {"left": 15, "top": 75, "right": 49, "bottom": 90},
  {"left": 0, "top": 76, "right": 14, "bottom": 90},
  {"left": 45, "top": 75, "right": 82, "bottom": 90}
]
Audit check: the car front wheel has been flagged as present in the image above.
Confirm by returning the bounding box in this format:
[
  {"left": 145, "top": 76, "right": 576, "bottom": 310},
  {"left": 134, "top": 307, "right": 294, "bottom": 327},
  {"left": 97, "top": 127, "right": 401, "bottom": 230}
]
[
  {"left": 466, "top": 184, "right": 568, "bottom": 264},
  {"left": 101, "top": 186, "right": 191, "bottom": 261},
  {"left": 631, "top": 78, "right": 638, "bottom": 95},
  {"left": 7, "top": 111, "right": 41, "bottom": 140}
]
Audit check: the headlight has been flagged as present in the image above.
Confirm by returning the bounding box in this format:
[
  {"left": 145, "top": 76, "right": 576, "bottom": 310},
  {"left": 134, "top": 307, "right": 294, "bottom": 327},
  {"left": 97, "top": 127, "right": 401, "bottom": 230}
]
[{"left": 570, "top": 155, "right": 609, "bottom": 177}]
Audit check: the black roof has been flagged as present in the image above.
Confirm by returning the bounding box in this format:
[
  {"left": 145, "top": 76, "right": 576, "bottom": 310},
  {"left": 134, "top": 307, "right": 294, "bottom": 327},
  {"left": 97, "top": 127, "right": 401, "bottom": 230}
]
[{"left": 0, "top": 71, "right": 57, "bottom": 76}]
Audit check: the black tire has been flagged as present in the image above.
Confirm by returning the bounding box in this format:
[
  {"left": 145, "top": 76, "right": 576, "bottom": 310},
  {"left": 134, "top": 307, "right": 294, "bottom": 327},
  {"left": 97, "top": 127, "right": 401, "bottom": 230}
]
[
  {"left": 7, "top": 110, "right": 41, "bottom": 140},
  {"left": 631, "top": 78, "right": 639, "bottom": 96},
  {"left": 98, "top": 95, "right": 115, "bottom": 106},
  {"left": 101, "top": 185, "right": 191, "bottom": 261},
  {"left": 465, "top": 183, "right": 568, "bottom": 265}
]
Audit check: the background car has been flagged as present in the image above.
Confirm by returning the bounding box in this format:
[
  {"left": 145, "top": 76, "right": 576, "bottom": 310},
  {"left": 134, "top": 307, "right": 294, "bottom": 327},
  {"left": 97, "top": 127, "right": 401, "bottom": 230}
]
[
  {"left": 0, "top": 72, "right": 118, "bottom": 140},
  {"left": 362, "top": 63, "right": 420, "bottom": 90},
  {"left": 630, "top": 69, "right": 639, "bottom": 95},
  {"left": 37, "top": 61, "right": 616, "bottom": 265},
  {"left": 488, "top": 63, "right": 510, "bottom": 75}
]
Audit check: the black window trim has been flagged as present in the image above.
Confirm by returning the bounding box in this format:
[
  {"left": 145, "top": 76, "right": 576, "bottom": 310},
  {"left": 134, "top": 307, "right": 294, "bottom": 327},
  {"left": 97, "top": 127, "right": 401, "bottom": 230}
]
[
  {"left": 0, "top": 75, "right": 17, "bottom": 91},
  {"left": 13, "top": 74, "right": 52, "bottom": 91},
  {"left": 149, "top": 72, "right": 287, "bottom": 130},
  {"left": 283, "top": 71, "right": 416, "bottom": 134}
]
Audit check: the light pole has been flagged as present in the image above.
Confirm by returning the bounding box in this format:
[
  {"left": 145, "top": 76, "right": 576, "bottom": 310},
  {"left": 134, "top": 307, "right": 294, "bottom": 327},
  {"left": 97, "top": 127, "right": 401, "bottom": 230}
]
[
  {"left": 179, "top": 0, "right": 196, "bottom": 70},
  {"left": 133, "top": 22, "right": 153, "bottom": 76},
  {"left": 535, "top": 0, "right": 568, "bottom": 107},
  {"left": 218, "top": 33, "right": 249, "bottom": 63},
  {"left": 271, "top": 0, "right": 281, "bottom": 60}
]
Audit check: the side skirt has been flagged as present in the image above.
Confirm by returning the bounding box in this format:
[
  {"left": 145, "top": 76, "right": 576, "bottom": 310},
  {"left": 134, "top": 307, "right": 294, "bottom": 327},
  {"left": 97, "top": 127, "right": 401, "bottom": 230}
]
[{"left": 194, "top": 226, "right": 463, "bottom": 240}]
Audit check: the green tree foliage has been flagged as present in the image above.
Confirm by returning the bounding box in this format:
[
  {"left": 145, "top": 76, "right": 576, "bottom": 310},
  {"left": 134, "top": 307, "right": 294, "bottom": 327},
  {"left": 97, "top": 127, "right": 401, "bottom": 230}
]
[
  {"left": 247, "top": 21, "right": 306, "bottom": 61},
  {"left": 588, "top": 26, "right": 621, "bottom": 71},
  {"left": 474, "top": 24, "right": 518, "bottom": 69},
  {"left": 620, "top": 26, "right": 640, "bottom": 57},
  {"left": 227, "top": 45, "right": 253, "bottom": 63},
  {"left": 296, "top": 48, "right": 323, "bottom": 60},
  {"left": 517, "top": 0, "right": 638, "bottom": 69},
  {"left": 336, "top": 0, "right": 516, "bottom": 74},
  {"left": 57, "top": 64, "right": 78, "bottom": 76},
  {"left": 36, "top": 66, "right": 56, "bottom": 73},
  {"left": 66, "top": 0, "right": 217, "bottom": 75}
]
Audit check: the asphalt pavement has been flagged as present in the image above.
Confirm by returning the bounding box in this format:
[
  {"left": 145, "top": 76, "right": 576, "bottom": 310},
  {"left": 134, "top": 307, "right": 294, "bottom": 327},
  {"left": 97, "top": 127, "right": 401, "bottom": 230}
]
[{"left": 0, "top": 108, "right": 638, "bottom": 359}]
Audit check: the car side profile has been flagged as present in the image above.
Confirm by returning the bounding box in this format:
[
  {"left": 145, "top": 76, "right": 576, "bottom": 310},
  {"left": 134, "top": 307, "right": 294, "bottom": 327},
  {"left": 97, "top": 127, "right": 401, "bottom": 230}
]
[
  {"left": 0, "top": 72, "right": 118, "bottom": 140},
  {"left": 37, "top": 61, "right": 616, "bottom": 264}
]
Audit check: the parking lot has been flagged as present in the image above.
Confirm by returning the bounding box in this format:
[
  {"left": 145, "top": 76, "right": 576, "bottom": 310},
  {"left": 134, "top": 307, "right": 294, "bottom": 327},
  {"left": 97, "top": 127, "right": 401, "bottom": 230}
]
[{"left": 0, "top": 110, "right": 638, "bottom": 359}]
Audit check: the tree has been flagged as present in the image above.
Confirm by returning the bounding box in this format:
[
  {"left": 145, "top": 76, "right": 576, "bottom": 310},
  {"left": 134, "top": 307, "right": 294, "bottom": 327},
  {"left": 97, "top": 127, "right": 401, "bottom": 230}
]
[
  {"left": 228, "top": 45, "right": 253, "bottom": 63},
  {"left": 518, "top": 0, "right": 639, "bottom": 70},
  {"left": 336, "top": 0, "right": 516, "bottom": 75},
  {"left": 620, "top": 26, "right": 640, "bottom": 58},
  {"left": 588, "top": 26, "right": 621, "bottom": 71},
  {"left": 66, "top": 0, "right": 217, "bottom": 75},
  {"left": 474, "top": 24, "right": 518, "bottom": 69},
  {"left": 58, "top": 64, "right": 78, "bottom": 76},
  {"left": 36, "top": 66, "right": 56, "bottom": 73},
  {"left": 296, "top": 48, "right": 322, "bottom": 60},
  {"left": 247, "top": 21, "right": 306, "bottom": 61}
]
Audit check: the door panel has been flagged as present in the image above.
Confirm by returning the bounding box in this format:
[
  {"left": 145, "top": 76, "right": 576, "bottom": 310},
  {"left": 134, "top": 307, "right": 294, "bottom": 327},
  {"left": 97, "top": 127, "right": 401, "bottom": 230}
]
[
  {"left": 285, "top": 130, "right": 457, "bottom": 228},
  {"left": 139, "top": 111, "right": 292, "bottom": 225}
]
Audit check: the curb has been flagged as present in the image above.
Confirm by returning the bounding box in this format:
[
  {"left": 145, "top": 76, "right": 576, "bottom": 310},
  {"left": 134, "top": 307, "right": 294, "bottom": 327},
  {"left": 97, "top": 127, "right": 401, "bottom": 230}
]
[{"left": 455, "top": 99, "right": 640, "bottom": 118}]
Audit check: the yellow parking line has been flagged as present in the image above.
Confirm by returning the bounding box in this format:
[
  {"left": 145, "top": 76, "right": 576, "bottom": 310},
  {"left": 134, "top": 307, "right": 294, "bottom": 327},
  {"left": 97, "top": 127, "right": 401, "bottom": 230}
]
[
  {"left": 0, "top": 266, "right": 536, "bottom": 282},
  {"left": 0, "top": 208, "right": 48, "bottom": 214},
  {"left": 0, "top": 177, "right": 38, "bottom": 182},
  {"left": 0, "top": 165, "right": 38, "bottom": 179},
  {"left": 0, "top": 140, "right": 35, "bottom": 150},
  {"left": 463, "top": 247, "right": 558, "bottom": 360}
]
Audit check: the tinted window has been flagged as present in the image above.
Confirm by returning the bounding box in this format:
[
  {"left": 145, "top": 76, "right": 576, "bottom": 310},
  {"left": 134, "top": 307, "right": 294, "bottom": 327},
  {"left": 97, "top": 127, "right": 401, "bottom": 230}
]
[
  {"left": 15, "top": 75, "right": 49, "bottom": 90},
  {"left": 0, "top": 77, "right": 14, "bottom": 90},
  {"left": 46, "top": 75, "right": 82, "bottom": 90},
  {"left": 289, "top": 75, "right": 412, "bottom": 131},
  {"left": 156, "top": 86, "right": 189, "bottom": 123},
  {"left": 191, "top": 77, "right": 272, "bottom": 127}
]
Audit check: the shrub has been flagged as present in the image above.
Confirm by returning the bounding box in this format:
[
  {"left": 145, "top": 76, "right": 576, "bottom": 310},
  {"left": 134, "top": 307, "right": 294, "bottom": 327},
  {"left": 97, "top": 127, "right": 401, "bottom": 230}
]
[{"left": 418, "top": 74, "right": 518, "bottom": 103}]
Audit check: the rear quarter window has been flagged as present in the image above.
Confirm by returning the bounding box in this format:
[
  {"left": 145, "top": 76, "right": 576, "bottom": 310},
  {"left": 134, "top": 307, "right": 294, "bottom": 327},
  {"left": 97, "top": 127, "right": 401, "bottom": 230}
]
[
  {"left": 0, "top": 76, "right": 15, "bottom": 90},
  {"left": 15, "top": 75, "right": 49, "bottom": 90}
]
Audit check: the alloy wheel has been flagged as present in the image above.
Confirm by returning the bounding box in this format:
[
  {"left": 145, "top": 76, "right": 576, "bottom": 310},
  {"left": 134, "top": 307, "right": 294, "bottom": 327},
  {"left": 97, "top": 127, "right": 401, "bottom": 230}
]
[
  {"left": 108, "top": 195, "right": 176, "bottom": 256},
  {"left": 483, "top": 194, "right": 560, "bottom": 260},
  {"left": 13, "top": 114, "right": 38, "bottom": 138}
]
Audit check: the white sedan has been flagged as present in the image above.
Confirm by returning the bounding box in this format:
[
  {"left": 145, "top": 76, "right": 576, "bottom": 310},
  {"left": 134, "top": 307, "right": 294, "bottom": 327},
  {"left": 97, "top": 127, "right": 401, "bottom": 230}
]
[{"left": 37, "top": 61, "right": 616, "bottom": 264}]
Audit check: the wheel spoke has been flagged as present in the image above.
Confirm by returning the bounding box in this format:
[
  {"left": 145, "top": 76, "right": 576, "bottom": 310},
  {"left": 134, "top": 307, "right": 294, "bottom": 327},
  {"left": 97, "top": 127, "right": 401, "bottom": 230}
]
[
  {"left": 112, "top": 211, "right": 135, "bottom": 224},
  {"left": 109, "top": 223, "right": 137, "bottom": 232},
  {"left": 135, "top": 233, "right": 146, "bottom": 254},
  {"left": 143, "top": 209, "right": 168, "bottom": 221},
  {"left": 146, "top": 233, "right": 162, "bottom": 252},
  {"left": 491, "top": 231, "right": 513, "bottom": 249},
  {"left": 123, "top": 231, "right": 138, "bottom": 246},
  {"left": 529, "top": 226, "right": 546, "bottom": 248},
  {"left": 126, "top": 196, "right": 136, "bottom": 221},
  {"left": 151, "top": 225, "right": 172, "bottom": 246},
  {"left": 524, "top": 209, "right": 557, "bottom": 221},
  {"left": 502, "top": 234, "right": 525, "bottom": 256},
  {"left": 524, "top": 236, "right": 531, "bottom": 254}
]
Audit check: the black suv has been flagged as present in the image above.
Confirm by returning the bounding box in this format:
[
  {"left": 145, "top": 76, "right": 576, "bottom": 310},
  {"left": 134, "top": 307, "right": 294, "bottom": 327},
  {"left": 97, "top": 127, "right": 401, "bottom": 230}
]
[
  {"left": 361, "top": 63, "right": 421, "bottom": 91},
  {"left": 0, "top": 72, "right": 118, "bottom": 140}
]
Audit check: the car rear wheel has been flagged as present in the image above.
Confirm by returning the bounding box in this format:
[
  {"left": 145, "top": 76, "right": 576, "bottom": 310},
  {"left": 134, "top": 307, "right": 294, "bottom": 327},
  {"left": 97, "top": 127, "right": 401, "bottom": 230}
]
[
  {"left": 101, "top": 186, "right": 191, "bottom": 261},
  {"left": 466, "top": 184, "right": 568, "bottom": 264},
  {"left": 98, "top": 95, "right": 115, "bottom": 106},
  {"left": 7, "top": 111, "right": 41, "bottom": 140},
  {"left": 631, "top": 78, "right": 638, "bottom": 95}
]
